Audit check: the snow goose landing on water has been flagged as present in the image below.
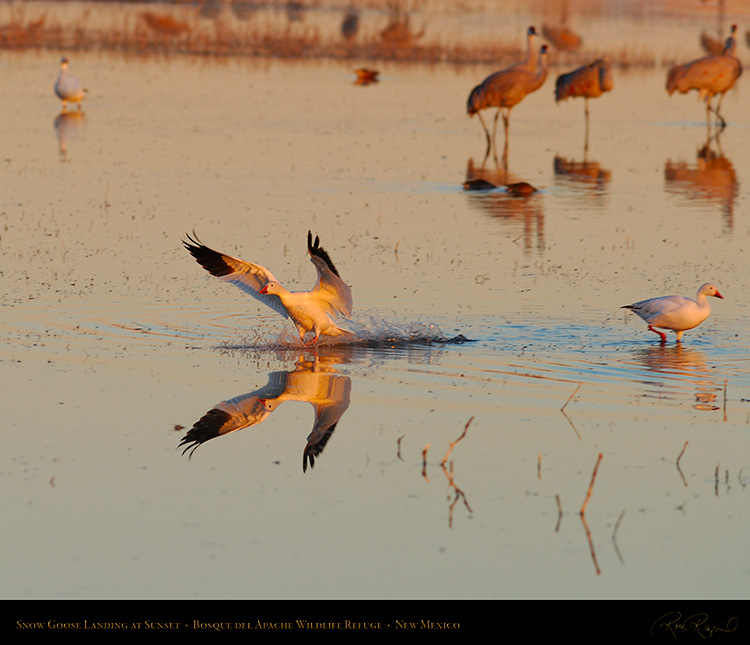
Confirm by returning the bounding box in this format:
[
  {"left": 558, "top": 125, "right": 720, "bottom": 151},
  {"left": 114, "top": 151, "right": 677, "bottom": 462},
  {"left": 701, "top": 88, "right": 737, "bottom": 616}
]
[
  {"left": 621, "top": 283, "right": 723, "bottom": 343},
  {"left": 54, "top": 57, "right": 86, "bottom": 112},
  {"left": 184, "top": 231, "right": 353, "bottom": 345}
]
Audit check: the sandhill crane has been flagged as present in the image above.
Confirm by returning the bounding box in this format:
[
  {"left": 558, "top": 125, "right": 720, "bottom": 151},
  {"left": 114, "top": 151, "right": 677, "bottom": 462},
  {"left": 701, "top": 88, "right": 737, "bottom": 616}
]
[
  {"left": 666, "top": 32, "right": 742, "bottom": 130},
  {"left": 541, "top": 25, "right": 582, "bottom": 51},
  {"left": 54, "top": 57, "right": 86, "bottom": 113},
  {"left": 701, "top": 24, "right": 736, "bottom": 55},
  {"left": 555, "top": 59, "right": 613, "bottom": 139},
  {"left": 466, "top": 26, "right": 539, "bottom": 153},
  {"left": 467, "top": 42, "right": 548, "bottom": 160},
  {"left": 512, "top": 25, "right": 542, "bottom": 73},
  {"left": 701, "top": 25, "right": 737, "bottom": 56}
]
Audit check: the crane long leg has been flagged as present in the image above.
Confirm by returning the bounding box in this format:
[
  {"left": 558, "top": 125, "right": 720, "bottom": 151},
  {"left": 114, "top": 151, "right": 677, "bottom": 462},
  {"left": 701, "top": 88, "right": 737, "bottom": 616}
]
[
  {"left": 476, "top": 110, "right": 492, "bottom": 157},
  {"left": 492, "top": 108, "right": 502, "bottom": 151},
  {"left": 501, "top": 108, "right": 512, "bottom": 148},
  {"left": 711, "top": 93, "right": 728, "bottom": 130},
  {"left": 583, "top": 98, "right": 590, "bottom": 149}
]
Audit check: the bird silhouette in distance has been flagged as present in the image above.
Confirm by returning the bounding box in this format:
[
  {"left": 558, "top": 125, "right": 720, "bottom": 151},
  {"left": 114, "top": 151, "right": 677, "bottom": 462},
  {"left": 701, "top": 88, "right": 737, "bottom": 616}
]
[
  {"left": 541, "top": 24, "right": 582, "bottom": 51},
  {"left": 341, "top": 9, "right": 359, "bottom": 41},
  {"left": 666, "top": 28, "right": 741, "bottom": 130},
  {"left": 701, "top": 24, "right": 736, "bottom": 55}
]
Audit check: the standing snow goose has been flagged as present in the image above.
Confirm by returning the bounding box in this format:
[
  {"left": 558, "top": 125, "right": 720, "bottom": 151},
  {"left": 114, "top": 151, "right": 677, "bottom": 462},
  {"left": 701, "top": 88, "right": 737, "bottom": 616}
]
[
  {"left": 54, "top": 57, "right": 86, "bottom": 112},
  {"left": 621, "top": 283, "right": 723, "bottom": 343},
  {"left": 184, "top": 231, "right": 353, "bottom": 345}
]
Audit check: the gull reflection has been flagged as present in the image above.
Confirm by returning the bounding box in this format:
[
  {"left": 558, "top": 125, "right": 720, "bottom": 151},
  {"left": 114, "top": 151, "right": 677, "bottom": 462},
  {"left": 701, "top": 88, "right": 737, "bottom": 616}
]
[
  {"left": 180, "top": 355, "right": 351, "bottom": 471},
  {"left": 627, "top": 344, "right": 725, "bottom": 413},
  {"left": 664, "top": 131, "right": 738, "bottom": 232},
  {"left": 53, "top": 111, "right": 85, "bottom": 157},
  {"left": 462, "top": 158, "right": 545, "bottom": 254}
]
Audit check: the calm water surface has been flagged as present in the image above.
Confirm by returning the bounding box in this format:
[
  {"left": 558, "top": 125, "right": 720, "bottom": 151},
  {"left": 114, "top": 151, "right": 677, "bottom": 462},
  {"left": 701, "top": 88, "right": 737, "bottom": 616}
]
[{"left": 1, "top": 45, "right": 749, "bottom": 601}]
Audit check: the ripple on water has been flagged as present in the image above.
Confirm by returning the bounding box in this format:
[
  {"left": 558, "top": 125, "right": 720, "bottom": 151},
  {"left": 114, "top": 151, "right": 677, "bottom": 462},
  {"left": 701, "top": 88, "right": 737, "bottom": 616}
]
[{"left": 3, "top": 301, "right": 746, "bottom": 417}]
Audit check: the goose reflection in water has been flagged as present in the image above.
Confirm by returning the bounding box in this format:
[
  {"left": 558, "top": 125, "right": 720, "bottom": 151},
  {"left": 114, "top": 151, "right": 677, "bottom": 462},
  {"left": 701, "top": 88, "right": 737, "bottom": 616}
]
[
  {"left": 627, "top": 344, "right": 725, "bottom": 413},
  {"left": 462, "top": 158, "right": 544, "bottom": 254},
  {"left": 54, "top": 111, "right": 85, "bottom": 157},
  {"left": 179, "top": 355, "right": 351, "bottom": 472},
  {"left": 664, "top": 131, "right": 738, "bottom": 232}
]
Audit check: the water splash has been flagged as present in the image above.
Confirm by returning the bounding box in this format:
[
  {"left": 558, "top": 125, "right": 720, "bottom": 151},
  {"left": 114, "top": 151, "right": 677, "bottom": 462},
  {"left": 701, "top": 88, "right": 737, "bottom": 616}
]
[
  {"left": 346, "top": 314, "right": 472, "bottom": 347},
  {"left": 218, "top": 313, "right": 474, "bottom": 351}
]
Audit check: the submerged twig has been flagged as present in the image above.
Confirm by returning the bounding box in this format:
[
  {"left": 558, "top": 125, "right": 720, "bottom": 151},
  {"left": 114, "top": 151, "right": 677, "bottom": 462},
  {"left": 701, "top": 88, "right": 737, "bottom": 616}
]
[
  {"left": 422, "top": 443, "right": 430, "bottom": 481},
  {"left": 396, "top": 434, "right": 405, "bottom": 461},
  {"left": 715, "top": 463, "right": 720, "bottom": 497},
  {"left": 581, "top": 513, "right": 601, "bottom": 576},
  {"left": 676, "top": 441, "right": 688, "bottom": 466},
  {"left": 676, "top": 441, "right": 688, "bottom": 487},
  {"left": 612, "top": 509, "right": 626, "bottom": 564},
  {"left": 555, "top": 494, "right": 563, "bottom": 533},
  {"left": 442, "top": 460, "right": 473, "bottom": 528},
  {"left": 561, "top": 383, "right": 582, "bottom": 439},
  {"left": 561, "top": 383, "right": 582, "bottom": 413}
]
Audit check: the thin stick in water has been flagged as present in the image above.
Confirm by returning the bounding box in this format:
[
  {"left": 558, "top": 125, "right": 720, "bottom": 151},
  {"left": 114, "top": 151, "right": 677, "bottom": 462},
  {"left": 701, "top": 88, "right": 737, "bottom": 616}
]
[
  {"left": 441, "top": 416, "right": 473, "bottom": 466},
  {"left": 612, "top": 509, "right": 626, "bottom": 564},
  {"left": 676, "top": 441, "right": 688, "bottom": 466},
  {"left": 676, "top": 440, "right": 688, "bottom": 487},
  {"left": 580, "top": 453, "right": 603, "bottom": 516},
  {"left": 561, "top": 383, "right": 582, "bottom": 412}
]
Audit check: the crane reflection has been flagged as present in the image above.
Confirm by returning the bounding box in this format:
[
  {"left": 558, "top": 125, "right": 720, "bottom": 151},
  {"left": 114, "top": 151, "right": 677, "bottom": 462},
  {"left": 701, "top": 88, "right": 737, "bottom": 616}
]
[{"left": 664, "top": 131, "right": 738, "bottom": 232}]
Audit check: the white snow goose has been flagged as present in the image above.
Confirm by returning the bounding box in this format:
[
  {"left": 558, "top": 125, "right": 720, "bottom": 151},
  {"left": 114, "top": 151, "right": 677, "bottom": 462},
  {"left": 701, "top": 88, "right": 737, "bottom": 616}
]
[
  {"left": 621, "top": 282, "right": 723, "bottom": 343},
  {"left": 54, "top": 57, "right": 86, "bottom": 112},
  {"left": 184, "top": 231, "right": 353, "bottom": 345}
]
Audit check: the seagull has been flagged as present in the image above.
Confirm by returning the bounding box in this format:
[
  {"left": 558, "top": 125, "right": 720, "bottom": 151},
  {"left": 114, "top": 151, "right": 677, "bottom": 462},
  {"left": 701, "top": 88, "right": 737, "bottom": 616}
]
[
  {"left": 184, "top": 231, "right": 353, "bottom": 345},
  {"left": 179, "top": 363, "right": 352, "bottom": 471},
  {"left": 621, "top": 283, "right": 723, "bottom": 343},
  {"left": 54, "top": 57, "right": 86, "bottom": 112}
]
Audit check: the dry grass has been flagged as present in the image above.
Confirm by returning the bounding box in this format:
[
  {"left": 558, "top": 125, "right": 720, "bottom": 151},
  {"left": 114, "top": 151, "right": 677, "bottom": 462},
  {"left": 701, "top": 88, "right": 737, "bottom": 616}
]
[
  {"left": 4, "top": 0, "right": 745, "bottom": 67},
  {"left": 0, "top": 3, "right": 518, "bottom": 65}
]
